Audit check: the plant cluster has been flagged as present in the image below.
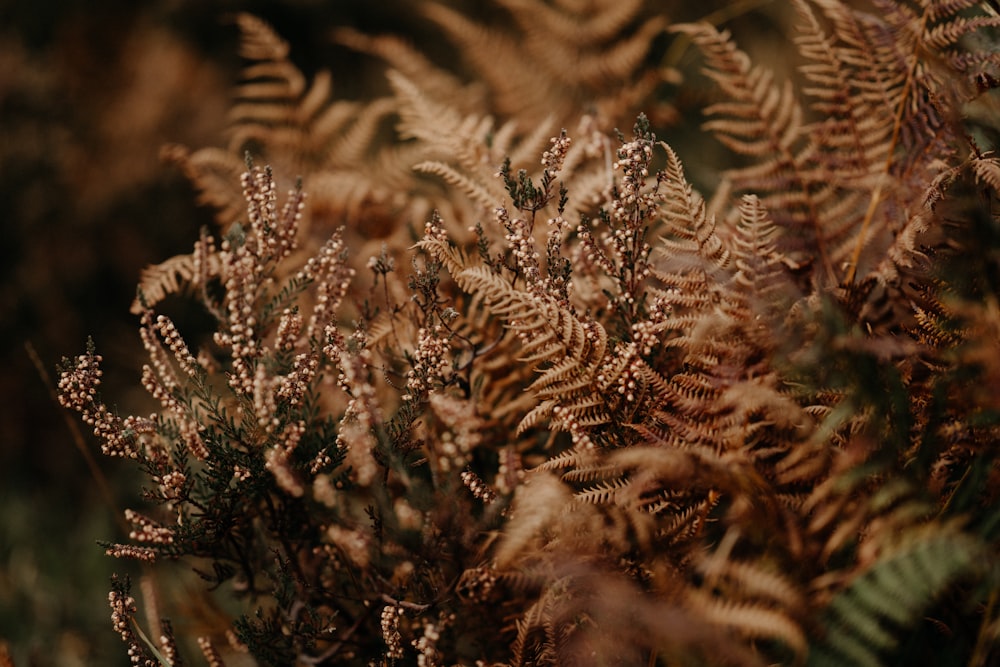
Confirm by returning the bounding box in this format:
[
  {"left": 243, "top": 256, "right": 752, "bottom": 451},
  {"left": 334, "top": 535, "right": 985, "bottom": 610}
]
[{"left": 58, "top": 0, "right": 1000, "bottom": 665}]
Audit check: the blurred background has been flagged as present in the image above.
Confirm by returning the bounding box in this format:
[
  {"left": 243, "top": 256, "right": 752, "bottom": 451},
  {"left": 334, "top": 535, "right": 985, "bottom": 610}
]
[{"left": 0, "top": 1, "right": 790, "bottom": 663}]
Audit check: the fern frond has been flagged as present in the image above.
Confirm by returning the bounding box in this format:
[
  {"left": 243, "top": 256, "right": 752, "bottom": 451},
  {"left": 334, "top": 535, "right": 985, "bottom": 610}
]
[
  {"left": 574, "top": 477, "right": 631, "bottom": 506},
  {"left": 423, "top": 0, "right": 664, "bottom": 128},
  {"left": 971, "top": 155, "right": 1000, "bottom": 192},
  {"left": 453, "top": 265, "right": 602, "bottom": 370},
  {"left": 531, "top": 357, "right": 590, "bottom": 396},
  {"left": 387, "top": 69, "right": 495, "bottom": 167},
  {"left": 809, "top": 527, "right": 988, "bottom": 667},
  {"left": 560, "top": 463, "right": 623, "bottom": 484},
  {"left": 319, "top": 97, "right": 396, "bottom": 168},
  {"left": 331, "top": 26, "right": 468, "bottom": 102},
  {"left": 532, "top": 447, "right": 599, "bottom": 474},
  {"left": 686, "top": 588, "right": 809, "bottom": 662},
  {"left": 496, "top": 473, "right": 574, "bottom": 569},
  {"left": 517, "top": 400, "right": 558, "bottom": 435},
  {"left": 160, "top": 144, "right": 245, "bottom": 223},
  {"left": 132, "top": 254, "right": 196, "bottom": 314},
  {"left": 657, "top": 495, "right": 717, "bottom": 543},
  {"left": 730, "top": 195, "right": 797, "bottom": 311},
  {"left": 656, "top": 141, "right": 731, "bottom": 270},
  {"left": 421, "top": 2, "right": 553, "bottom": 124},
  {"left": 674, "top": 21, "right": 836, "bottom": 283},
  {"left": 412, "top": 233, "right": 473, "bottom": 283},
  {"left": 132, "top": 250, "right": 224, "bottom": 315},
  {"left": 413, "top": 161, "right": 499, "bottom": 211},
  {"left": 497, "top": 0, "right": 645, "bottom": 45}
]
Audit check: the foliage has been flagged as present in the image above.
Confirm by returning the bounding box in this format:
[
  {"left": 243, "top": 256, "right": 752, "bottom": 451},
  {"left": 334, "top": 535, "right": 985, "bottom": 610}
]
[{"left": 57, "top": 0, "right": 1000, "bottom": 665}]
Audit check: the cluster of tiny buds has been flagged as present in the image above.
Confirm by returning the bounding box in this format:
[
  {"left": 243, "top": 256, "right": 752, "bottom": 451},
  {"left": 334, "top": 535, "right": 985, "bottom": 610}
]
[
  {"left": 322, "top": 324, "right": 349, "bottom": 390},
  {"left": 461, "top": 470, "right": 498, "bottom": 505},
  {"left": 214, "top": 207, "right": 266, "bottom": 397},
  {"left": 552, "top": 405, "right": 596, "bottom": 449},
  {"left": 302, "top": 232, "right": 355, "bottom": 340},
  {"left": 576, "top": 221, "right": 616, "bottom": 278},
  {"left": 541, "top": 130, "right": 572, "bottom": 172},
  {"left": 265, "top": 420, "right": 306, "bottom": 498},
  {"left": 631, "top": 299, "right": 670, "bottom": 356},
  {"left": 275, "top": 307, "right": 303, "bottom": 351},
  {"left": 413, "top": 618, "right": 448, "bottom": 667},
  {"left": 105, "top": 543, "right": 158, "bottom": 563},
  {"left": 233, "top": 465, "right": 252, "bottom": 484},
  {"left": 612, "top": 139, "right": 656, "bottom": 222},
  {"left": 179, "top": 418, "right": 210, "bottom": 461},
  {"left": 403, "top": 326, "right": 451, "bottom": 401},
  {"left": 423, "top": 213, "right": 448, "bottom": 242},
  {"left": 381, "top": 604, "right": 405, "bottom": 659},
  {"left": 242, "top": 166, "right": 278, "bottom": 242},
  {"left": 253, "top": 363, "right": 279, "bottom": 431},
  {"left": 273, "top": 188, "right": 305, "bottom": 260},
  {"left": 59, "top": 351, "right": 152, "bottom": 459},
  {"left": 109, "top": 585, "right": 136, "bottom": 641},
  {"left": 57, "top": 350, "right": 103, "bottom": 410},
  {"left": 498, "top": 206, "right": 542, "bottom": 285},
  {"left": 108, "top": 578, "right": 159, "bottom": 665},
  {"left": 140, "top": 364, "right": 178, "bottom": 415},
  {"left": 546, "top": 214, "right": 569, "bottom": 237},
  {"left": 277, "top": 352, "right": 319, "bottom": 408},
  {"left": 240, "top": 166, "right": 305, "bottom": 264},
  {"left": 608, "top": 226, "right": 652, "bottom": 263},
  {"left": 139, "top": 312, "right": 181, "bottom": 397},
  {"left": 125, "top": 509, "right": 174, "bottom": 545},
  {"left": 495, "top": 446, "right": 524, "bottom": 495},
  {"left": 223, "top": 322, "right": 259, "bottom": 397},
  {"left": 197, "top": 636, "right": 226, "bottom": 667},
  {"left": 310, "top": 447, "right": 333, "bottom": 475},
  {"left": 339, "top": 333, "right": 377, "bottom": 425},
  {"left": 111, "top": 414, "right": 157, "bottom": 459},
  {"left": 109, "top": 583, "right": 160, "bottom": 667},
  {"left": 191, "top": 232, "right": 217, "bottom": 286},
  {"left": 597, "top": 342, "right": 643, "bottom": 403},
  {"left": 157, "top": 470, "right": 186, "bottom": 502},
  {"left": 159, "top": 623, "right": 178, "bottom": 667},
  {"left": 152, "top": 314, "right": 198, "bottom": 377}
]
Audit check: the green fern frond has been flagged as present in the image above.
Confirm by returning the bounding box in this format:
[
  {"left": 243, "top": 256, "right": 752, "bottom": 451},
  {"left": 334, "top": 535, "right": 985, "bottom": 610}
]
[{"left": 809, "top": 527, "right": 988, "bottom": 667}]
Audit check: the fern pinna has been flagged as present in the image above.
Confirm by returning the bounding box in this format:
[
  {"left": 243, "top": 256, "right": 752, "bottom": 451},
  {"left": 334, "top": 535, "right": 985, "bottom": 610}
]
[{"left": 56, "top": 0, "right": 1000, "bottom": 665}]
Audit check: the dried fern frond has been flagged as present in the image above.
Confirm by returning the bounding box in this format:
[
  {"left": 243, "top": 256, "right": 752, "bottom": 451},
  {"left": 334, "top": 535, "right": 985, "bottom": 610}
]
[
  {"left": 417, "top": 235, "right": 612, "bottom": 436},
  {"left": 132, "top": 254, "right": 198, "bottom": 315},
  {"left": 674, "top": 20, "right": 836, "bottom": 282},
  {"left": 682, "top": 0, "right": 1000, "bottom": 287},
  {"left": 422, "top": 0, "right": 669, "bottom": 129},
  {"left": 330, "top": 26, "right": 470, "bottom": 104}
]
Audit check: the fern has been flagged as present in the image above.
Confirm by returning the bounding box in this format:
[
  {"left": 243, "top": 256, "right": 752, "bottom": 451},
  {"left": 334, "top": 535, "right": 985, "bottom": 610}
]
[{"left": 809, "top": 527, "right": 988, "bottom": 667}]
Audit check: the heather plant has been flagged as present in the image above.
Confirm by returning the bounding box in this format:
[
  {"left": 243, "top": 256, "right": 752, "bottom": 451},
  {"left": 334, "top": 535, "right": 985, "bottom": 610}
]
[{"left": 57, "top": 1, "right": 1000, "bottom": 665}]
